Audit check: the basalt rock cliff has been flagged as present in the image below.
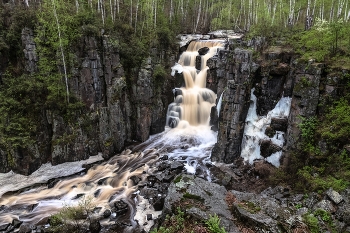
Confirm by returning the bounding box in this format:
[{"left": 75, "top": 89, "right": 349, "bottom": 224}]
[{"left": 0, "top": 28, "right": 176, "bottom": 175}]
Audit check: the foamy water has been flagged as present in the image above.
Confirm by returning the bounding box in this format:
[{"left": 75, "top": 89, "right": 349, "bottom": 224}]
[{"left": 240, "top": 89, "right": 291, "bottom": 167}]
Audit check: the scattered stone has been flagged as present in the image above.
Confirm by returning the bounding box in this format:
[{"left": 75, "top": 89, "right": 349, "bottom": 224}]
[
  {"left": 89, "top": 219, "right": 101, "bottom": 233},
  {"left": 303, "top": 193, "right": 320, "bottom": 208},
  {"left": 313, "top": 200, "right": 336, "bottom": 213},
  {"left": 296, "top": 207, "right": 308, "bottom": 216},
  {"left": 114, "top": 200, "right": 129, "bottom": 215},
  {"left": 157, "top": 162, "right": 169, "bottom": 172},
  {"left": 12, "top": 219, "right": 23, "bottom": 228},
  {"left": 129, "top": 176, "right": 140, "bottom": 185},
  {"left": 103, "top": 209, "right": 112, "bottom": 218},
  {"left": 170, "top": 161, "right": 184, "bottom": 170},
  {"left": 19, "top": 224, "right": 31, "bottom": 233},
  {"left": 93, "top": 207, "right": 102, "bottom": 214},
  {"left": 0, "top": 223, "right": 10, "bottom": 231},
  {"left": 153, "top": 196, "right": 165, "bottom": 211},
  {"left": 326, "top": 188, "right": 344, "bottom": 205}
]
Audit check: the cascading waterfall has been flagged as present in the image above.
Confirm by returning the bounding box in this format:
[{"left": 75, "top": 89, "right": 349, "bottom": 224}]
[
  {"left": 240, "top": 89, "right": 292, "bottom": 167},
  {"left": 167, "top": 40, "right": 224, "bottom": 128},
  {"left": 0, "top": 40, "right": 224, "bottom": 228}
]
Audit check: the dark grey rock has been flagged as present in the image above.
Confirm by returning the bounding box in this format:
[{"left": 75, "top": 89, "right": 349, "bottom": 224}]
[
  {"left": 313, "top": 200, "right": 336, "bottom": 213},
  {"left": 163, "top": 175, "right": 240, "bottom": 232},
  {"left": 0, "top": 223, "right": 10, "bottom": 231},
  {"left": 114, "top": 200, "right": 129, "bottom": 215},
  {"left": 89, "top": 219, "right": 101, "bottom": 233},
  {"left": 198, "top": 47, "right": 209, "bottom": 55},
  {"left": 18, "top": 224, "right": 31, "bottom": 233},
  {"left": 11, "top": 219, "right": 22, "bottom": 228},
  {"left": 103, "top": 209, "right": 111, "bottom": 218}
]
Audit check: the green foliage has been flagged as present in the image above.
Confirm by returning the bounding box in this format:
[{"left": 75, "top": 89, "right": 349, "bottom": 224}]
[
  {"left": 298, "top": 116, "right": 318, "bottom": 154},
  {"left": 290, "top": 18, "right": 350, "bottom": 64},
  {"left": 314, "top": 209, "right": 332, "bottom": 223},
  {"left": 49, "top": 197, "right": 96, "bottom": 233},
  {"left": 294, "top": 203, "right": 302, "bottom": 209},
  {"left": 319, "top": 99, "right": 350, "bottom": 144},
  {"left": 303, "top": 214, "right": 320, "bottom": 233},
  {"left": 205, "top": 214, "right": 227, "bottom": 233},
  {"left": 297, "top": 166, "right": 349, "bottom": 192}
]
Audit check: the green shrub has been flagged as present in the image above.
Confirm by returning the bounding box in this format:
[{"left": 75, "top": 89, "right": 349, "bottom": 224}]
[
  {"left": 303, "top": 214, "right": 319, "bottom": 233},
  {"left": 205, "top": 214, "right": 227, "bottom": 233}
]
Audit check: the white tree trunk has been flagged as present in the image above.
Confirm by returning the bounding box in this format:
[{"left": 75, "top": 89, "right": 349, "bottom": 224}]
[
  {"left": 75, "top": 0, "right": 79, "bottom": 13},
  {"left": 194, "top": 0, "right": 201, "bottom": 32},
  {"left": 135, "top": 0, "right": 139, "bottom": 32},
  {"left": 52, "top": 0, "right": 69, "bottom": 103},
  {"left": 130, "top": 0, "right": 133, "bottom": 26}
]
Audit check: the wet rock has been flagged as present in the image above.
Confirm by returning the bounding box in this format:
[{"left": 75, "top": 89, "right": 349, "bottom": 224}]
[
  {"left": 146, "top": 214, "right": 153, "bottom": 221},
  {"left": 260, "top": 140, "right": 282, "bottom": 158},
  {"left": 129, "top": 175, "right": 140, "bottom": 185},
  {"left": 157, "top": 162, "right": 169, "bottom": 172},
  {"left": 103, "top": 209, "right": 112, "bottom": 218},
  {"left": 89, "top": 219, "right": 101, "bottom": 233},
  {"left": 265, "top": 126, "right": 275, "bottom": 138},
  {"left": 18, "top": 224, "right": 31, "bottom": 233},
  {"left": 5, "top": 225, "right": 14, "bottom": 232},
  {"left": 12, "top": 219, "right": 23, "bottom": 228},
  {"left": 153, "top": 196, "right": 165, "bottom": 211},
  {"left": 114, "top": 200, "right": 129, "bottom": 215},
  {"left": 198, "top": 47, "right": 209, "bottom": 55},
  {"left": 326, "top": 188, "right": 344, "bottom": 205},
  {"left": 170, "top": 161, "right": 184, "bottom": 170},
  {"left": 0, "top": 223, "right": 10, "bottom": 231},
  {"left": 270, "top": 117, "right": 288, "bottom": 132},
  {"left": 47, "top": 179, "right": 60, "bottom": 189}
]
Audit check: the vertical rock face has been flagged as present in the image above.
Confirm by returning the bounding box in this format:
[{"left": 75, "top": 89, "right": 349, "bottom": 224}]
[
  {"left": 0, "top": 29, "right": 175, "bottom": 175},
  {"left": 211, "top": 48, "right": 255, "bottom": 163},
  {"left": 21, "top": 28, "right": 38, "bottom": 73},
  {"left": 284, "top": 62, "right": 323, "bottom": 158},
  {"left": 210, "top": 41, "right": 325, "bottom": 167}
]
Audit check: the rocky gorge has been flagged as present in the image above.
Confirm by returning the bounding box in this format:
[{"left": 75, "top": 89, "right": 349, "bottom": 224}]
[{"left": 0, "top": 6, "right": 350, "bottom": 233}]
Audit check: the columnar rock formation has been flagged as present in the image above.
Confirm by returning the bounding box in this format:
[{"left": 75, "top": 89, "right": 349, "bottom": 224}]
[{"left": 0, "top": 28, "right": 176, "bottom": 175}]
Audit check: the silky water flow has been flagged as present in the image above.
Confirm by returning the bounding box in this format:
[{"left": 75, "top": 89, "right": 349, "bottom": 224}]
[{"left": 0, "top": 40, "right": 224, "bottom": 228}]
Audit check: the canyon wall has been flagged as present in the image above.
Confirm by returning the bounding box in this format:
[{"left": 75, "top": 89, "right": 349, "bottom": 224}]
[{"left": 0, "top": 28, "right": 176, "bottom": 174}]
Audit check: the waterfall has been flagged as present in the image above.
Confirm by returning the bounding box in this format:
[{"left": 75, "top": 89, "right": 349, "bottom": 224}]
[
  {"left": 240, "top": 89, "right": 292, "bottom": 167},
  {"left": 0, "top": 40, "right": 225, "bottom": 229},
  {"left": 168, "top": 40, "right": 224, "bottom": 128}
]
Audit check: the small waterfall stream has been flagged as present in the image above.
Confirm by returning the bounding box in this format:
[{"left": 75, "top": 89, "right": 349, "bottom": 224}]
[{"left": 0, "top": 40, "right": 224, "bottom": 228}]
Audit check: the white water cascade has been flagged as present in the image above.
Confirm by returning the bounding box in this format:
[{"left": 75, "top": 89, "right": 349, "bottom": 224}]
[
  {"left": 168, "top": 40, "right": 224, "bottom": 128},
  {"left": 240, "top": 89, "right": 292, "bottom": 167}
]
